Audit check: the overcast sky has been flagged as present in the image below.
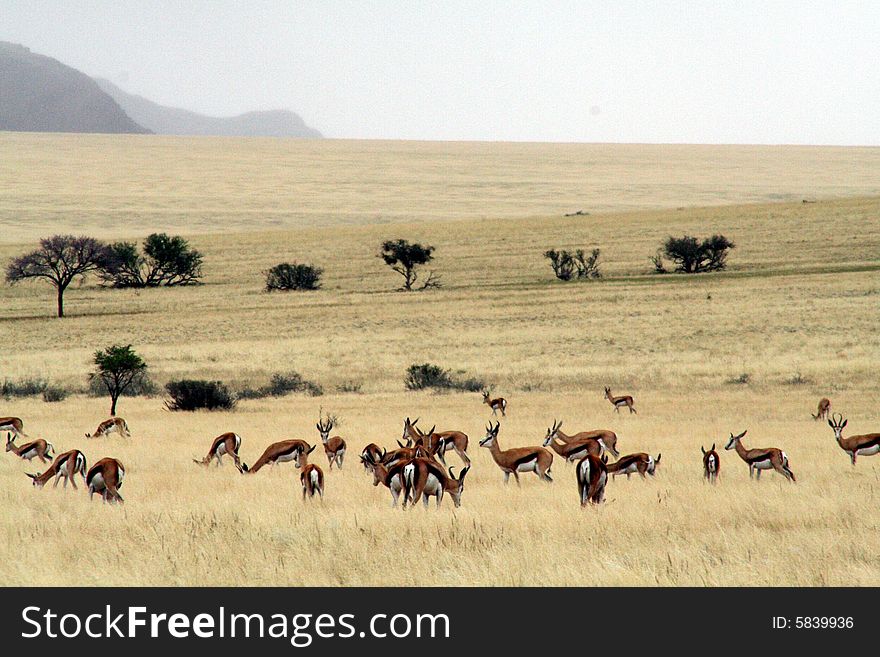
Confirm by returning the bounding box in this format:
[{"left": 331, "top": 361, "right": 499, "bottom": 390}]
[{"left": 1, "top": 1, "right": 877, "bottom": 143}]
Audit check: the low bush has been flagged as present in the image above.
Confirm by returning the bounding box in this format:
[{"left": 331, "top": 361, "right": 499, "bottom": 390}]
[
  {"left": 405, "top": 363, "right": 487, "bottom": 392},
  {"left": 165, "top": 379, "right": 236, "bottom": 411},
  {"left": 236, "top": 371, "right": 324, "bottom": 400},
  {"left": 1, "top": 378, "right": 48, "bottom": 398},
  {"left": 42, "top": 386, "right": 68, "bottom": 403},
  {"left": 265, "top": 263, "right": 323, "bottom": 291}
]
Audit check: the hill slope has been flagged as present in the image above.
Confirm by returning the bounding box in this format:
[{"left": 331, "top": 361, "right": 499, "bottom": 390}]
[
  {"left": 0, "top": 42, "right": 149, "bottom": 134},
  {"left": 95, "top": 77, "right": 322, "bottom": 138}
]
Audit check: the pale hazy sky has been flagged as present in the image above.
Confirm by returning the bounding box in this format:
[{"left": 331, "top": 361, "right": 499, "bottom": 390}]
[{"left": 1, "top": 1, "right": 877, "bottom": 143}]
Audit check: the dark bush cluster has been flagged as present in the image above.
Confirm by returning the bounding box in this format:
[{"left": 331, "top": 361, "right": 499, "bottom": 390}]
[
  {"left": 404, "top": 363, "right": 486, "bottom": 392},
  {"left": 236, "top": 371, "right": 324, "bottom": 400},
  {"left": 165, "top": 379, "right": 236, "bottom": 411},
  {"left": 1, "top": 377, "right": 48, "bottom": 398},
  {"left": 264, "top": 263, "right": 323, "bottom": 292},
  {"left": 544, "top": 248, "right": 602, "bottom": 281},
  {"left": 100, "top": 233, "right": 203, "bottom": 288},
  {"left": 42, "top": 386, "right": 68, "bottom": 403},
  {"left": 652, "top": 234, "right": 735, "bottom": 274}
]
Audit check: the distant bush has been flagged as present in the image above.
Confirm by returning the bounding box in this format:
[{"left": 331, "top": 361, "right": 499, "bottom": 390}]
[
  {"left": 42, "top": 386, "right": 68, "bottom": 403},
  {"left": 405, "top": 363, "right": 487, "bottom": 392},
  {"left": 335, "top": 380, "right": 363, "bottom": 394},
  {"left": 265, "top": 263, "right": 323, "bottom": 292},
  {"left": 236, "top": 371, "right": 324, "bottom": 400},
  {"left": 653, "top": 234, "right": 735, "bottom": 274},
  {"left": 784, "top": 372, "right": 812, "bottom": 386},
  {"left": 165, "top": 379, "right": 236, "bottom": 411},
  {"left": 100, "top": 233, "right": 203, "bottom": 288},
  {"left": 1, "top": 378, "right": 48, "bottom": 398},
  {"left": 544, "top": 248, "right": 602, "bottom": 281},
  {"left": 726, "top": 372, "right": 751, "bottom": 385},
  {"left": 87, "top": 372, "right": 159, "bottom": 398}
]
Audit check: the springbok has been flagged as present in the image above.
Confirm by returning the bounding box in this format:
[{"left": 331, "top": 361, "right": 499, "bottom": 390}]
[
  {"left": 27, "top": 449, "right": 87, "bottom": 490},
  {"left": 293, "top": 444, "right": 324, "bottom": 500},
  {"left": 479, "top": 421, "right": 553, "bottom": 485},
  {"left": 402, "top": 418, "right": 470, "bottom": 466},
  {"left": 193, "top": 432, "right": 247, "bottom": 472},
  {"left": 360, "top": 451, "right": 407, "bottom": 507},
  {"left": 544, "top": 421, "right": 620, "bottom": 458},
  {"left": 812, "top": 398, "right": 831, "bottom": 421},
  {"left": 86, "top": 457, "right": 125, "bottom": 503},
  {"left": 701, "top": 444, "right": 720, "bottom": 484},
  {"left": 827, "top": 414, "right": 880, "bottom": 466},
  {"left": 604, "top": 387, "right": 636, "bottom": 414},
  {"left": 85, "top": 417, "right": 130, "bottom": 439},
  {"left": 482, "top": 391, "right": 507, "bottom": 417},
  {"left": 576, "top": 454, "right": 608, "bottom": 505},
  {"left": 5, "top": 432, "right": 54, "bottom": 463},
  {"left": 316, "top": 415, "right": 346, "bottom": 470},
  {"left": 247, "top": 439, "right": 311, "bottom": 473},
  {"left": 606, "top": 453, "right": 660, "bottom": 479},
  {"left": 360, "top": 443, "right": 384, "bottom": 471},
  {"left": 543, "top": 433, "right": 603, "bottom": 463},
  {"left": 0, "top": 417, "right": 26, "bottom": 438},
  {"left": 725, "top": 430, "right": 795, "bottom": 482},
  {"left": 404, "top": 460, "right": 470, "bottom": 508}
]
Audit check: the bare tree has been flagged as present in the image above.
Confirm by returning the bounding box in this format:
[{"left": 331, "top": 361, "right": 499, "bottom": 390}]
[{"left": 5, "top": 235, "right": 110, "bottom": 317}]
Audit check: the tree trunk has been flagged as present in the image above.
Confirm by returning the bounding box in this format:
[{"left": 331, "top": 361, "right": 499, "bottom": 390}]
[
  {"left": 56, "top": 285, "right": 64, "bottom": 318},
  {"left": 110, "top": 393, "right": 118, "bottom": 416}
]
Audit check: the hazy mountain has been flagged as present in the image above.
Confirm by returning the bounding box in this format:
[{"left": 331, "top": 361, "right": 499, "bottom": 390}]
[
  {"left": 94, "top": 77, "right": 322, "bottom": 138},
  {"left": 0, "top": 41, "right": 149, "bottom": 134}
]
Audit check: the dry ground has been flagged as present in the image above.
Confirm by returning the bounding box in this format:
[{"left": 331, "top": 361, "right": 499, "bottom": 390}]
[{"left": 1, "top": 136, "right": 879, "bottom": 586}]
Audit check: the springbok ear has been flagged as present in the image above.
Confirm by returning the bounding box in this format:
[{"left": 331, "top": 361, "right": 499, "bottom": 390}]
[
  {"left": 656, "top": 454, "right": 661, "bottom": 462},
  {"left": 842, "top": 419, "right": 848, "bottom": 428},
  {"left": 308, "top": 444, "right": 315, "bottom": 454},
  {"left": 701, "top": 446, "right": 706, "bottom": 455},
  {"left": 26, "top": 473, "right": 37, "bottom": 479},
  {"left": 602, "top": 455, "right": 608, "bottom": 463},
  {"left": 711, "top": 443, "right": 715, "bottom": 451}
]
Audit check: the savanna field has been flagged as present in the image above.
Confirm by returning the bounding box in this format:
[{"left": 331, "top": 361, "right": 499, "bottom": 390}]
[{"left": 1, "top": 134, "right": 880, "bottom": 585}]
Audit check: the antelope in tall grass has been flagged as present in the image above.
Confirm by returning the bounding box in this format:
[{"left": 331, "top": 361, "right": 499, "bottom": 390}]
[
  {"left": 27, "top": 449, "right": 87, "bottom": 490},
  {"left": 404, "top": 460, "right": 470, "bottom": 508},
  {"left": 604, "top": 387, "right": 636, "bottom": 414},
  {"left": 701, "top": 444, "right": 720, "bottom": 484},
  {"left": 480, "top": 421, "right": 553, "bottom": 485},
  {"left": 606, "top": 453, "right": 661, "bottom": 479},
  {"left": 812, "top": 398, "right": 831, "bottom": 421},
  {"left": 827, "top": 414, "right": 880, "bottom": 466},
  {"left": 85, "top": 417, "right": 130, "bottom": 439},
  {"left": 576, "top": 454, "right": 608, "bottom": 505},
  {"left": 0, "top": 417, "right": 26, "bottom": 438},
  {"left": 248, "top": 439, "right": 312, "bottom": 473},
  {"left": 193, "top": 433, "right": 247, "bottom": 472},
  {"left": 725, "top": 430, "right": 795, "bottom": 482},
  {"left": 482, "top": 390, "right": 507, "bottom": 417},
  {"left": 293, "top": 444, "right": 324, "bottom": 500},
  {"left": 316, "top": 414, "right": 346, "bottom": 469},
  {"left": 360, "top": 443, "right": 384, "bottom": 471},
  {"left": 402, "top": 418, "right": 470, "bottom": 466},
  {"left": 360, "top": 451, "right": 407, "bottom": 507},
  {"left": 86, "top": 457, "right": 125, "bottom": 503},
  {"left": 545, "top": 423, "right": 620, "bottom": 457},
  {"left": 5, "top": 432, "right": 54, "bottom": 463},
  {"left": 544, "top": 434, "right": 603, "bottom": 463}
]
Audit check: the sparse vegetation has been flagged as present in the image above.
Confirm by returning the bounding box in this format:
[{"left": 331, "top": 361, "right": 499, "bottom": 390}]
[
  {"left": 165, "top": 379, "right": 236, "bottom": 411},
  {"left": 1, "top": 378, "right": 48, "bottom": 398},
  {"left": 379, "top": 239, "right": 440, "bottom": 291},
  {"left": 41, "top": 386, "right": 68, "bottom": 403},
  {"left": 726, "top": 372, "right": 751, "bottom": 385},
  {"left": 100, "top": 233, "right": 203, "bottom": 288},
  {"left": 653, "top": 234, "right": 735, "bottom": 273},
  {"left": 236, "top": 371, "right": 324, "bottom": 400},
  {"left": 404, "top": 363, "right": 486, "bottom": 392},
  {"left": 264, "top": 262, "right": 323, "bottom": 291},
  {"left": 544, "top": 247, "right": 602, "bottom": 281},
  {"left": 335, "top": 380, "right": 363, "bottom": 394},
  {"left": 784, "top": 372, "right": 812, "bottom": 386}
]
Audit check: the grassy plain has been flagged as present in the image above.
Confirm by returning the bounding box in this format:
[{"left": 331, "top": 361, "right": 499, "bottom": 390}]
[{"left": 1, "top": 135, "right": 879, "bottom": 586}]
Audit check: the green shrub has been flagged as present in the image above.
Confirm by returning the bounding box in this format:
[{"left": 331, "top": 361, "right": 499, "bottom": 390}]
[
  {"left": 265, "top": 263, "right": 323, "bottom": 291},
  {"left": 405, "top": 363, "right": 487, "bottom": 392},
  {"left": 42, "top": 386, "right": 68, "bottom": 403},
  {"left": 165, "top": 379, "right": 236, "bottom": 411}
]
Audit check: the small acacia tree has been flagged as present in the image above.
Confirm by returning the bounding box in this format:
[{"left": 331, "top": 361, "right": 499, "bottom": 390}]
[
  {"left": 544, "top": 248, "right": 602, "bottom": 281},
  {"left": 89, "top": 344, "right": 148, "bottom": 416},
  {"left": 6, "top": 235, "right": 111, "bottom": 317},
  {"left": 100, "top": 233, "right": 203, "bottom": 288},
  {"left": 378, "top": 239, "right": 440, "bottom": 291},
  {"left": 653, "top": 234, "right": 735, "bottom": 273}
]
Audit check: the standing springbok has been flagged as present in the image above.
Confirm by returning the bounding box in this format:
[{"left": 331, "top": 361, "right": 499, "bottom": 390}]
[
  {"left": 86, "top": 457, "right": 125, "bottom": 503},
  {"left": 576, "top": 454, "right": 608, "bottom": 505},
  {"left": 812, "top": 398, "right": 831, "bottom": 421},
  {"left": 5, "top": 432, "right": 54, "bottom": 463},
  {"left": 0, "top": 417, "right": 27, "bottom": 438},
  {"left": 404, "top": 459, "right": 470, "bottom": 509},
  {"left": 85, "top": 417, "right": 130, "bottom": 439},
  {"left": 482, "top": 391, "right": 507, "bottom": 417},
  {"left": 827, "top": 414, "right": 880, "bottom": 466},
  {"left": 725, "top": 430, "right": 795, "bottom": 482},
  {"left": 293, "top": 444, "right": 324, "bottom": 500},
  {"left": 480, "top": 421, "right": 553, "bottom": 485},
  {"left": 544, "top": 420, "right": 620, "bottom": 458},
  {"left": 193, "top": 432, "right": 247, "bottom": 472},
  {"left": 402, "top": 418, "right": 470, "bottom": 466},
  {"left": 360, "top": 443, "right": 384, "bottom": 471},
  {"left": 543, "top": 433, "right": 603, "bottom": 463},
  {"left": 701, "top": 444, "right": 720, "bottom": 484},
  {"left": 316, "top": 415, "right": 346, "bottom": 469},
  {"left": 606, "top": 453, "right": 660, "bottom": 479},
  {"left": 247, "top": 439, "right": 311, "bottom": 473},
  {"left": 604, "top": 387, "right": 636, "bottom": 414},
  {"left": 360, "top": 451, "right": 407, "bottom": 507},
  {"left": 27, "top": 449, "right": 87, "bottom": 490}
]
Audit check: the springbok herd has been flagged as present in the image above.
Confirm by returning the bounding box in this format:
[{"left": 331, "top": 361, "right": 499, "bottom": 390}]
[{"left": 2, "top": 392, "right": 878, "bottom": 508}]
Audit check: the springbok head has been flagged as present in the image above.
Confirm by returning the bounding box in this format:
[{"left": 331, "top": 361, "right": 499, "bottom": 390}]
[
  {"left": 725, "top": 430, "right": 747, "bottom": 450},
  {"left": 828, "top": 413, "right": 848, "bottom": 440},
  {"left": 316, "top": 413, "right": 335, "bottom": 443},
  {"left": 480, "top": 421, "right": 501, "bottom": 447},
  {"left": 543, "top": 419, "right": 563, "bottom": 446},
  {"left": 447, "top": 466, "right": 470, "bottom": 508}
]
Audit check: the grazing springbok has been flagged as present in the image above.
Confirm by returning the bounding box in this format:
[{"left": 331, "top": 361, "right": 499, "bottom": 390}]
[
  {"left": 360, "top": 443, "right": 384, "bottom": 471},
  {"left": 812, "top": 398, "right": 831, "bottom": 421},
  {"left": 480, "top": 421, "right": 553, "bottom": 485},
  {"left": 482, "top": 390, "right": 507, "bottom": 417},
  {"left": 544, "top": 421, "right": 620, "bottom": 457},
  {"left": 725, "top": 430, "right": 795, "bottom": 482},
  {"left": 247, "top": 439, "right": 311, "bottom": 473},
  {"left": 360, "top": 451, "right": 407, "bottom": 507},
  {"left": 604, "top": 387, "right": 636, "bottom": 414},
  {"left": 316, "top": 415, "right": 346, "bottom": 470},
  {"left": 402, "top": 418, "right": 470, "bottom": 466},
  {"left": 576, "top": 454, "right": 608, "bottom": 505},
  {"left": 193, "top": 432, "right": 247, "bottom": 472},
  {"left": 5, "top": 432, "right": 54, "bottom": 463},
  {"left": 404, "top": 459, "right": 470, "bottom": 509},
  {"left": 27, "top": 449, "right": 87, "bottom": 490},
  {"left": 0, "top": 417, "right": 26, "bottom": 438},
  {"left": 293, "top": 444, "right": 324, "bottom": 500},
  {"left": 701, "top": 444, "right": 720, "bottom": 484},
  {"left": 606, "top": 453, "right": 660, "bottom": 479},
  {"left": 85, "top": 417, "right": 130, "bottom": 439},
  {"left": 827, "top": 414, "right": 880, "bottom": 466},
  {"left": 86, "top": 457, "right": 125, "bottom": 503}
]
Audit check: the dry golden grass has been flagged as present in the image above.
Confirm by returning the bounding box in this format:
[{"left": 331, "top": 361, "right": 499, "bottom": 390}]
[{"left": 1, "top": 135, "right": 879, "bottom": 586}]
